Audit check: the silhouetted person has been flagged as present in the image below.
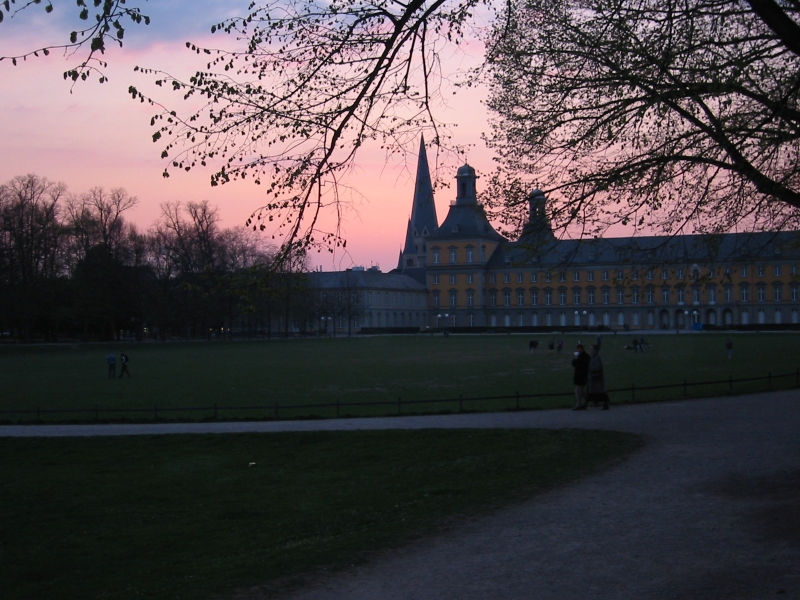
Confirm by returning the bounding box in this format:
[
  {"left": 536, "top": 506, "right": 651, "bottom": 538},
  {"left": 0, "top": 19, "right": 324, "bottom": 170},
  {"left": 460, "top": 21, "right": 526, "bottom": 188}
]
[
  {"left": 119, "top": 352, "right": 131, "bottom": 378},
  {"left": 106, "top": 352, "right": 116, "bottom": 378},
  {"left": 571, "top": 344, "right": 590, "bottom": 410},
  {"left": 529, "top": 339, "right": 539, "bottom": 354}
]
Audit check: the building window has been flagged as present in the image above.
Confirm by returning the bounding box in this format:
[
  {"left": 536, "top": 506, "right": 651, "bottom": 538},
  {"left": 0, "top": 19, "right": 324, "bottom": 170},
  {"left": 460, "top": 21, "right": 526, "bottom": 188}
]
[
  {"left": 587, "top": 290, "right": 595, "bottom": 304},
  {"left": 467, "top": 274, "right": 474, "bottom": 284},
  {"left": 693, "top": 288, "right": 701, "bottom": 303},
  {"left": 544, "top": 272, "right": 552, "bottom": 282},
  {"left": 587, "top": 271, "right": 595, "bottom": 282},
  {"left": 467, "top": 291, "right": 474, "bottom": 307},
  {"left": 758, "top": 286, "right": 766, "bottom": 302},
  {"left": 449, "top": 249, "right": 457, "bottom": 264},
  {"left": 661, "top": 268, "right": 669, "bottom": 279},
  {"left": 774, "top": 265, "right": 782, "bottom": 277},
  {"left": 530, "top": 272, "right": 538, "bottom": 283},
  {"left": 616, "top": 269, "right": 624, "bottom": 280},
  {"left": 632, "top": 289, "right": 640, "bottom": 304},
  {"left": 559, "top": 290, "right": 567, "bottom": 305},
  {"left": 741, "top": 266, "right": 748, "bottom": 277},
  {"left": 545, "top": 290, "right": 553, "bottom": 305},
  {"left": 708, "top": 287, "right": 716, "bottom": 303},
  {"left": 490, "top": 274, "right": 496, "bottom": 283},
  {"left": 432, "top": 275, "right": 439, "bottom": 285},
  {"left": 531, "top": 290, "right": 539, "bottom": 305},
  {"left": 504, "top": 291, "right": 511, "bottom": 306},
  {"left": 774, "top": 286, "right": 783, "bottom": 302},
  {"left": 662, "top": 288, "right": 670, "bottom": 303},
  {"left": 791, "top": 265, "right": 797, "bottom": 276},
  {"left": 433, "top": 249, "right": 440, "bottom": 264},
  {"left": 490, "top": 291, "right": 497, "bottom": 306},
  {"left": 517, "top": 273, "right": 524, "bottom": 283},
  {"left": 573, "top": 290, "right": 581, "bottom": 305},
  {"left": 677, "top": 288, "right": 685, "bottom": 303},
  {"left": 468, "top": 313, "right": 474, "bottom": 327},
  {"left": 432, "top": 292, "right": 440, "bottom": 307},
  {"left": 450, "top": 274, "right": 457, "bottom": 284},
  {"left": 646, "top": 289, "right": 654, "bottom": 303},
  {"left": 559, "top": 271, "right": 566, "bottom": 282},
  {"left": 466, "top": 248, "right": 474, "bottom": 263},
  {"left": 631, "top": 270, "right": 639, "bottom": 280},
  {"left": 573, "top": 271, "right": 580, "bottom": 282},
  {"left": 450, "top": 291, "right": 457, "bottom": 307},
  {"left": 647, "top": 269, "right": 654, "bottom": 280},
  {"left": 602, "top": 290, "right": 610, "bottom": 304},
  {"left": 677, "top": 268, "right": 684, "bottom": 279},
  {"left": 504, "top": 273, "right": 511, "bottom": 284},
  {"left": 757, "top": 265, "right": 765, "bottom": 277},
  {"left": 518, "top": 291, "right": 525, "bottom": 306},
  {"left": 741, "top": 287, "right": 749, "bottom": 302},
  {"left": 725, "top": 287, "right": 733, "bottom": 302},
  {"left": 617, "top": 290, "right": 625, "bottom": 304},
  {"left": 602, "top": 270, "right": 610, "bottom": 281},
  {"left": 793, "top": 286, "right": 799, "bottom": 301}
]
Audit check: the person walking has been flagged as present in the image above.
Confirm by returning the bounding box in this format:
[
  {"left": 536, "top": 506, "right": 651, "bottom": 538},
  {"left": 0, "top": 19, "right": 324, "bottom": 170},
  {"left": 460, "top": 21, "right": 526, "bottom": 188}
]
[
  {"left": 528, "top": 339, "right": 539, "bottom": 354},
  {"left": 557, "top": 339, "right": 564, "bottom": 354},
  {"left": 106, "top": 352, "right": 116, "bottom": 378},
  {"left": 586, "top": 344, "right": 609, "bottom": 410},
  {"left": 571, "top": 344, "right": 591, "bottom": 410},
  {"left": 119, "top": 351, "right": 131, "bottom": 378},
  {"left": 726, "top": 338, "right": 733, "bottom": 359}
]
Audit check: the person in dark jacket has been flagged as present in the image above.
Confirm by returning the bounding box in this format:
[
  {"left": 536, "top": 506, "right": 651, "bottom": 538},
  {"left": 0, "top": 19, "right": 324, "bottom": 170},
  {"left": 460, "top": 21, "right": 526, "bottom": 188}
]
[
  {"left": 586, "top": 344, "right": 609, "bottom": 410},
  {"left": 571, "top": 344, "right": 591, "bottom": 410}
]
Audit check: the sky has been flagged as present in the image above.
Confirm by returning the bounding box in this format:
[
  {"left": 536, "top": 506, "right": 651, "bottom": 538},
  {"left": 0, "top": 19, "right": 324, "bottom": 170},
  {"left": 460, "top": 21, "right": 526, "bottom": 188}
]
[{"left": 0, "top": 0, "right": 496, "bottom": 271}]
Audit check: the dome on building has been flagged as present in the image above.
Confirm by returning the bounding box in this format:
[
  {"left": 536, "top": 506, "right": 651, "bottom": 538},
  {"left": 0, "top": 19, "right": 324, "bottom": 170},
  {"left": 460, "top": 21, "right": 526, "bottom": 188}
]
[{"left": 456, "top": 164, "right": 476, "bottom": 178}]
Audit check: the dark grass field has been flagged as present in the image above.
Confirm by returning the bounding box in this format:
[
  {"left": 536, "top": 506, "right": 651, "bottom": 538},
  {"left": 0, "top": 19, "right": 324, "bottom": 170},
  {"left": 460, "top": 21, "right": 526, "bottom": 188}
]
[
  {"left": 0, "top": 429, "right": 643, "bottom": 600},
  {"left": 0, "top": 332, "right": 798, "bottom": 422}
]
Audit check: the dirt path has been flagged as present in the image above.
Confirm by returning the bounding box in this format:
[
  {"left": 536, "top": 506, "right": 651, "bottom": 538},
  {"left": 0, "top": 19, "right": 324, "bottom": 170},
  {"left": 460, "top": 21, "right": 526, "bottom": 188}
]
[{"left": 3, "top": 391, "right": 799, "bottom": 599}]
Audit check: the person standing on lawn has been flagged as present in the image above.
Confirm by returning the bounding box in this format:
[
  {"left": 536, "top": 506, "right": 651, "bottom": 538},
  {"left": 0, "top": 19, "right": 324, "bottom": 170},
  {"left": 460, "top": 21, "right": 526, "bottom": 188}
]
[
  {"left": 571, "top": 344, "right": 591, "bottom": 410},
  {"left": 119, "top": 351, "right": 131, "bottom": 378},
  {"left": 106, "top": 352, "right": 116, "bottom": 378}
]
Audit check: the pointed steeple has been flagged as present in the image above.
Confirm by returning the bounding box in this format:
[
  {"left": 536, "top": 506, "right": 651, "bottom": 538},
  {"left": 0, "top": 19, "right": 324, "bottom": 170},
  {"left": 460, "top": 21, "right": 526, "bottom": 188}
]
[{"left": 399, "top": 135, "right": 439, "bottom": 269}]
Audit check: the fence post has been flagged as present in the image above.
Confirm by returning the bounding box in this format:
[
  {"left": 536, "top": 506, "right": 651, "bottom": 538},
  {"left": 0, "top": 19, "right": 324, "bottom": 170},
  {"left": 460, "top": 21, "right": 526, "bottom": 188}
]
[
  {"left": 516, "top": 390, "right": 520, "bottom": 410},
  {"left": 398, "top": 396, "right": 402, "bottom": 415},
  {"left": 336, "top": 398, "right": 340, "bottom": 418},
  {"left": 631, "top": 383, "right": 635, "bottom": 403}
]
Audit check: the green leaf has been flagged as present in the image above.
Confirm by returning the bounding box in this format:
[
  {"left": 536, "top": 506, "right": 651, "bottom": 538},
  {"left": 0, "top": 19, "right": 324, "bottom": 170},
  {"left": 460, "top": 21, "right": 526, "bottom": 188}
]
[
  {"left": 70, "top": 31, "right": 77, "bottom": 43},
  {"left": 45, "top": 2, "right": 52, "bottom": 12},
  {"left": 79, "top": 8, "right": 87, "bottom": 19},
  {"left": 152, "top": 131, "right": 162, "bottom": 142}
]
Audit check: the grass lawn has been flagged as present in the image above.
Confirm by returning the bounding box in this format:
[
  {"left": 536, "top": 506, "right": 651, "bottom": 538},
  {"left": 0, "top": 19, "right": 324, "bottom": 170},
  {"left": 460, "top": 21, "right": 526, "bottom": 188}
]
[
  {"left": 1, "top": 429, "right": 643, "bottom": 600},
  {"left": 0, "top": 332, "right": 798, "bottom": 422}
]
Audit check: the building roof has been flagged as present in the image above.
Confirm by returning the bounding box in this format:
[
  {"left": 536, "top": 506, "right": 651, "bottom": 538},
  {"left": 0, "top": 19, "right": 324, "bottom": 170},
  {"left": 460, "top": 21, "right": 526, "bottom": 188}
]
[
  {"left": 307, "top": 270, "right": 427, "bottom": 291},
  {"left": 489, "top": 230, "right": 800, "bottom": 270},
  {"left": 401, "top": 136, "right": 439, "bottom": 255}
]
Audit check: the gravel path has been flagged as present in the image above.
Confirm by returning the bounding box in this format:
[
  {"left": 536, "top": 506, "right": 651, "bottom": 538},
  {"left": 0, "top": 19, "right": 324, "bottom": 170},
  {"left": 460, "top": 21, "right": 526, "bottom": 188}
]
[{"left": 3, "top": 391, "right": 799, "bottom": 599}]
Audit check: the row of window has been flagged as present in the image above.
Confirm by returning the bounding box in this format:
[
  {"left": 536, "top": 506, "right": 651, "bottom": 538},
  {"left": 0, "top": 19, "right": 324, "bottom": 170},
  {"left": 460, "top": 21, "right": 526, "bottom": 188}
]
[
  {"left": 431, "top": 265, "right": 798, "bottom": 284},
  {"left": 433, "top": 308, "right": 800, "bottom": 328},
  {"left": 431, "top": 285, "right": 800, "bottom": 308},
  {"left": 362, "top": 291, "right": 425, "bottom": 308}
]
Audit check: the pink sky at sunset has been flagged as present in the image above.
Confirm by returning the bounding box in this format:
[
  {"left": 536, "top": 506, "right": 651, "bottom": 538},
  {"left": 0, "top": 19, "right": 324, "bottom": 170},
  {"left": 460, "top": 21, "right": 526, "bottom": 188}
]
[{"left": 0, "top": 1, "right": 497, "bottom": 272}]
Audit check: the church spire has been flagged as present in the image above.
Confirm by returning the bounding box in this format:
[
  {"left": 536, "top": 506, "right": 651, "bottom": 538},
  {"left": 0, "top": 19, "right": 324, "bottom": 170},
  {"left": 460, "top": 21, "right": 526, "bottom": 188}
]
[{"left": 398, "top": 135, "right": 439, "bottom": 269}]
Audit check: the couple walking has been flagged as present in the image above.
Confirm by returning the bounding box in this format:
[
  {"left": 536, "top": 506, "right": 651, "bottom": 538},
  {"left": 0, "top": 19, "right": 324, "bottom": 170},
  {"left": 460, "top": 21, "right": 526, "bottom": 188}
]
[{"left": 571, "top": 344, "right": 609, "bottom": 410}]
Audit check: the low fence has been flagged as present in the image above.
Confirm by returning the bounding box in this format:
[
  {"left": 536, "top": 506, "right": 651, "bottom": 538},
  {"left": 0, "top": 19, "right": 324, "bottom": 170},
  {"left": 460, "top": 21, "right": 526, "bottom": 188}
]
[{"left": 2, "top": 368, "right": 798, "bottom": 424}]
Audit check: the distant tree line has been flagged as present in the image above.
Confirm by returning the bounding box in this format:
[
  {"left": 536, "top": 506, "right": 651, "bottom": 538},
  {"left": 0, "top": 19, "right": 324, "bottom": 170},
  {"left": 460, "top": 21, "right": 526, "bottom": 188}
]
[{"left": 0, "top": 174, "right": 316, "bottom": 342}]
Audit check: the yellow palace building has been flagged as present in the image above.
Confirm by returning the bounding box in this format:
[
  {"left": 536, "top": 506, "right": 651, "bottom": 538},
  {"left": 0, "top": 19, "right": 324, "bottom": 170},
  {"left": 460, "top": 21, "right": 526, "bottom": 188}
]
[{"left": 394, "top": 140, "right": 800, "bottom": 332}]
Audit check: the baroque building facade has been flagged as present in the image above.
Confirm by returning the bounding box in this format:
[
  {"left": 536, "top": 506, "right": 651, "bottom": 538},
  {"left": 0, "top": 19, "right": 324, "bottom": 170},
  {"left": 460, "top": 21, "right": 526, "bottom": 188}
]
[{"left": 312, "top": 138, "right": 800, "bottom": 334}]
